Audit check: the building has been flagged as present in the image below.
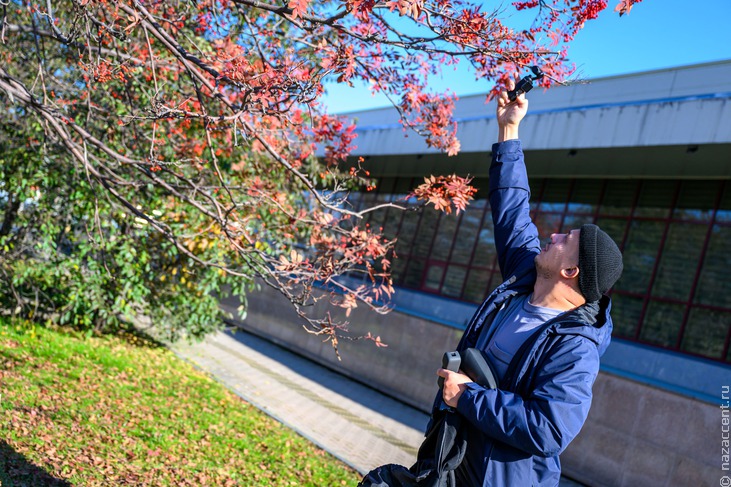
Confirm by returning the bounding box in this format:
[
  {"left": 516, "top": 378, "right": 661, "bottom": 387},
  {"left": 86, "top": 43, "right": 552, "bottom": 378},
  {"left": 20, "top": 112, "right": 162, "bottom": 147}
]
[{"left": 235, "top": 60, "right": 731, "bottom": 486}]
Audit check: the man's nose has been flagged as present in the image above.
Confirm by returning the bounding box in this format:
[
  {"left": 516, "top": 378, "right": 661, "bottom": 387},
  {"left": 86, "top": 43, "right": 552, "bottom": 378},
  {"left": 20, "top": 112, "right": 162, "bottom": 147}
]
[{"left": 549, "top": 233, "right": 565, "bottom": 243}]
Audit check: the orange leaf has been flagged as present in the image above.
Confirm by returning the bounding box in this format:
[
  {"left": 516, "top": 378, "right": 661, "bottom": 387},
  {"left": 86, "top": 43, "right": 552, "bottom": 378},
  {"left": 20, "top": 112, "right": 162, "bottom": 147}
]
[{"left": 289, "top": 0, "right": 310, "bottom": 20}]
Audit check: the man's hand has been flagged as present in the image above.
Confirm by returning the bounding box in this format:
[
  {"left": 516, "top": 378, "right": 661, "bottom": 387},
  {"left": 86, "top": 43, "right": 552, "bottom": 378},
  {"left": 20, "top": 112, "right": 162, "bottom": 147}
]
[
  {"left": 497, "top": 74, "right": 529, "bottom": 142},
  {"left": 437, "top": 368, "right": 473, "bottom": 408}
]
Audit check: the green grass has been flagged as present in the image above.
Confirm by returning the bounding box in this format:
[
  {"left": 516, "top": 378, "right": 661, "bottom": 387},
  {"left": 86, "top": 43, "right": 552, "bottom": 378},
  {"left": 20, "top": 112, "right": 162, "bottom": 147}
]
[{"left": 0, "top": 317, "right": 360, "bottom": 486}]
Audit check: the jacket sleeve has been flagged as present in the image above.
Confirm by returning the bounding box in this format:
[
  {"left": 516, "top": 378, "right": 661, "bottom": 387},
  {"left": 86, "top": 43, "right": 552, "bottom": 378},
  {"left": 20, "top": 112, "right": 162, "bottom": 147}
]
[
  {"left": 489, "top": 139, "right": 541, "bottom": 280},
  {"left": 455, "top": 336, "right": 600, "bottom": 457}
]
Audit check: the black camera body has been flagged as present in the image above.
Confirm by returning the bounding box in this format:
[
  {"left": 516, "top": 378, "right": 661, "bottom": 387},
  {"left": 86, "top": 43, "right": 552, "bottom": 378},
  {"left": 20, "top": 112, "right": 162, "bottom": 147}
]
[
  {"left": 438, "top": 348, "right": 498, "bottom": 390},
  {"left": 507, "top": 66, "right": 545, "bottom": 101}
]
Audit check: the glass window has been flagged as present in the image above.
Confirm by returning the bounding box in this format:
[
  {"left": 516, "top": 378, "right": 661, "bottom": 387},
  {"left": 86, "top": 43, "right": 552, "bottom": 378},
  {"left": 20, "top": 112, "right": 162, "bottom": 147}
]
[
  {"left": 651, "top": 223, "right": 706, "bottom": 301},
  {"left": 533, "top": 212, "right": 562, "bottom": 237},
  {"left": 561, "top": 214, "right": 593, "bottom": 234},
  {"left": 367, "top": 181, "right": 391, "bottom": 231},
  {"left": 609, "top": 293, "right": 643, "bottom": 339},
  {"left": 390, "top": 255, "right": 408, "bottom": 284},
  {"left": 442, "top": 265, "right": 468, "bottom": 298},
  {"left": 358, "top": 186, "right": 378, "bottom": 208},
  {"left": 528, "top": 178, "right": 544, "bottom": 211},
  {"left": 538, "top": 180, "right": 571, "bottom": 212},
  {"left": 347, "top": 191, "right": 365, "bottom": 212},
  {"left": 466, "top": 178, "right": 489, "bottom": 209},
  {"left": 593, "top": 217, "right": 627, "bottom": 247},
  {"left": 394, "top": 210, "right": 420, "bottom": 255},
  {"left": 363, "top": 179, "right": 394, "bottom": 231},
  {"left": 634, "top": 180, "right": 676, "bottom": 218},
  {"left": 469, "top": 195, "right": 489, "bottom": 210},
  {"left": 451, "top": 208, "right": 483, "bottom": 265},
  {"left": 614, "top": 220, "right": 664, "bottom": 294},
  {"left": 471, "top": 222, "right": 497, "bottom": 269},
  {"left": 681, "top": 307, "right": 731, "bottom": 360},
  {"left": 382, "top": 209, "right": 401, "bottom": 239},
  {"left": 694, "top": 225, "right": 731, "bottom": 309},
  {"left": 431, "top": 213, "right": 459, "bottom": 261},
  {"left": 367, "top": 209, "right": 388, "bottom": 234},
  {"left": 640, "top": 301, "right": 685, "bottom": 348},
  {"left": 567, "top": 180, "right": 603, "bottom": 214},
  {"left": 383, "top": 183, "right": 413, "bottom": 238},
  {"left": 411, "top": 210, "right": 439, "bottom": 260},
  {"left": 403, "top": 257, "right": 426, "bottom": 288},
  {"left": 351, "top": 178, "right": 731, "bottom": 363},
  {"left": 600, "top": 180, "right": 637, "bottom": 217},
  {"left": 424, "top": 264, "right": 444, "bottom": 291},
  {"left": 463, "top": 268, "right": 492, "bottom": 304},
  {"left": 674, "top": 181, "right": 721, "bottom": 222}
]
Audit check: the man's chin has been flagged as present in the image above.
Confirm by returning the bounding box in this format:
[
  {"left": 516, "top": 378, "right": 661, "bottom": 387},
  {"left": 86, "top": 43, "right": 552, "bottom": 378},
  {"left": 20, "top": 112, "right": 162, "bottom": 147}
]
[{"left": 534, "top": 259, "right": 554, "bottom": 280}]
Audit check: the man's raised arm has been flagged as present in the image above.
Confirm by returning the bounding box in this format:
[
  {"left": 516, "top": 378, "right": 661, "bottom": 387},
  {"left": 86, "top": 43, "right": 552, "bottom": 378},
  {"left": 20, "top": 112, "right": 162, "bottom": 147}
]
[
  {"left": 489, "top": 78, "right": 541, "bottom": 280},
  {"left": 496, "top": 79, "right": 527, "bottom": 142}
]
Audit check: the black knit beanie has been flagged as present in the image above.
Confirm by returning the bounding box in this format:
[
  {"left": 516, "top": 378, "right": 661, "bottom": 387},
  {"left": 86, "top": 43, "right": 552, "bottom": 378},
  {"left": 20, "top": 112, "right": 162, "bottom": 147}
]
[{"left": 578, "top": 224, "right": 624, "bottom": 302}]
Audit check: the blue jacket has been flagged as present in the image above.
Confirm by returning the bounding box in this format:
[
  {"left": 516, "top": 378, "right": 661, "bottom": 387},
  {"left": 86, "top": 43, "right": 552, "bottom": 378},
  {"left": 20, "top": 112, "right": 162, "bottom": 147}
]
[{"left": 441, "top": 140, "right": 613, "bottom": 486}]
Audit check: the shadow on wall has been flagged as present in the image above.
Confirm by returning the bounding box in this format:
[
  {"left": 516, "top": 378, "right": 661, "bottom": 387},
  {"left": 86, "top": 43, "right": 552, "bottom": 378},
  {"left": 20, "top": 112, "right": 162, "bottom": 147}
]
[{"left": 0, "top": 440, "right": 72, "bottom": 487}]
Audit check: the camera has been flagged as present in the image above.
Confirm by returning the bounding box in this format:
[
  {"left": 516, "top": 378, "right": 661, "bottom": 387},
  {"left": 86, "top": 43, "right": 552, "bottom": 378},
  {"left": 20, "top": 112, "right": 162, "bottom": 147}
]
[
  {"left": 507, "top": 66, "right": 545, "bottom": 101},
  {"left": 438, "top": 349, "right": 498, "bottom": 390}
]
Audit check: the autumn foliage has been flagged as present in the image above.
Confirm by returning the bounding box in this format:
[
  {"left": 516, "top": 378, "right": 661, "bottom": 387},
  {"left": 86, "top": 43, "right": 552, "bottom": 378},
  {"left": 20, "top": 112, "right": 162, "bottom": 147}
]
[{"left": 0, "top": 0, "right": 639, "bottom": 349}]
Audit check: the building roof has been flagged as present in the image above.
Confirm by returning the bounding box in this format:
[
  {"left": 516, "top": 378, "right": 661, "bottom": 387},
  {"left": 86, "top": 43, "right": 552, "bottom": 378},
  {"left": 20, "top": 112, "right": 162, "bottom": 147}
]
[{"left": 340, "top": 61, "right": 731, "bottom": 179}]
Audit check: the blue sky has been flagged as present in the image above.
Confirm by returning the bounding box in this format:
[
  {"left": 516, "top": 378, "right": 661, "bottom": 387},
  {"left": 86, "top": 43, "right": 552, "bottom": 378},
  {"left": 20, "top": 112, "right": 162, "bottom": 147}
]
[{"left": 323, "top": 0, "right": 731, "bottom": 113}]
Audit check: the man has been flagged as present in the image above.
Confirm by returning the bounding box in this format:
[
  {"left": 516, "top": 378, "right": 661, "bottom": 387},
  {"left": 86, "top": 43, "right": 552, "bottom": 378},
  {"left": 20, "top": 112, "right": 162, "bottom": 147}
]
[{"left": 435, "top": 78, "right": 623, "bottom": 486}]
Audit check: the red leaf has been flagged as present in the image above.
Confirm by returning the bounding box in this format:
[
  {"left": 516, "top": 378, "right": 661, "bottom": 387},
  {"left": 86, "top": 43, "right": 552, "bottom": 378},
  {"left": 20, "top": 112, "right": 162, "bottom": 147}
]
[{"left": 289, "top": 0, "right": 309, "bottom": 20}]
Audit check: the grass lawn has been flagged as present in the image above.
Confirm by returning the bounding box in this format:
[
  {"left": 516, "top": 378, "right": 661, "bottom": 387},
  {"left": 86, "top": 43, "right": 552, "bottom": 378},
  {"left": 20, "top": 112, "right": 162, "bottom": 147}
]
[{"left": 0, "top": 317, "right": 361, "bottom": 486}]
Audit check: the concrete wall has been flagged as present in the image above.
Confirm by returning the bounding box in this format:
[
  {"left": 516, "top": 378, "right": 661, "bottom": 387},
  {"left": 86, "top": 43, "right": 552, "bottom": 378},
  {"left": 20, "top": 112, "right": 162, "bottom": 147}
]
[
  {"left": 225, "top": 285, "right": 723, "bottom": 487},
  {"left": 564, "top": 373, "right": 720, "bottom": 486},
  {"left": 220, "top": 285, "right": 462, "bottom": 411}
]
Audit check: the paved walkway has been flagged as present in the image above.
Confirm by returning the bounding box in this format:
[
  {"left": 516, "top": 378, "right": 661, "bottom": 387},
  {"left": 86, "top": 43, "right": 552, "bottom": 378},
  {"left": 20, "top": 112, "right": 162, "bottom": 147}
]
[
  {"left": 171, "top": 328, "right": 426, "bottom": 474},
  {"left": 171, "top": 327, "right": 584, "bottom": 486}
]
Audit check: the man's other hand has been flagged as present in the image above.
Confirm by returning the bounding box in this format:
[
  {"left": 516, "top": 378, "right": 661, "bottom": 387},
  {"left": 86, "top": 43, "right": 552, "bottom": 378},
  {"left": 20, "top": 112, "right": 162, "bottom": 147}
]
[
  {"left": 497, "top": 74, "right": 529, "bottom": 142},
  {"left": 437, "top": 368, "right": 473, "bottom": 408}
]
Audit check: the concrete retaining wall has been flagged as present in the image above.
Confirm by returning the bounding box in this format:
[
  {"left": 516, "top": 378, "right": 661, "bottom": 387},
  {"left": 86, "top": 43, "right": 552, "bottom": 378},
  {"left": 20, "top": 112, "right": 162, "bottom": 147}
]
[
  {"left": 220, "top": 286, "right": 461, "bottom": 411},
  {"left": 223, "top": 285, "right": 723, "bottom": 486},
  {"left": 564, "top": 373, "right": 720, "bottom": 486}
]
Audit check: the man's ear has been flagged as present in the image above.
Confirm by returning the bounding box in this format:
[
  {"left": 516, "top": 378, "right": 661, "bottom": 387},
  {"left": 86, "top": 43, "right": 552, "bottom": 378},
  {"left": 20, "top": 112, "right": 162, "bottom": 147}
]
[{"left": 560, "top": 266, "right": 580, "bottom": 280}]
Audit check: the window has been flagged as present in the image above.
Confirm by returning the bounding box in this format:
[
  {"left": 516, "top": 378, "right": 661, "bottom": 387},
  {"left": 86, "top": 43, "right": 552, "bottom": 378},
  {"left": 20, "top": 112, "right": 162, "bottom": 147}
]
[
  {"left": 614, "top": 220, "right": 663, "bottom": 295},
  {"left": 682, "top": 308, "right": 730, "bottom": 360},
  {"left": 651, "top": 223, "right": 706, "bottom": 301},
  {"left": 357, "top": 175, "right": 730, "bottom": 363},
  {"left": 695, "top": 225, "right": 731, "bottom": 309}
]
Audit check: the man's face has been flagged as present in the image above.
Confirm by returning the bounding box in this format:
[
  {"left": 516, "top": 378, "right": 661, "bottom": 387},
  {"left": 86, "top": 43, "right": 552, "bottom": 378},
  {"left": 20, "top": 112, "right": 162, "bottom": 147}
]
[{"left": 534, "top": 229, "right": 581, "bottom": 279}]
